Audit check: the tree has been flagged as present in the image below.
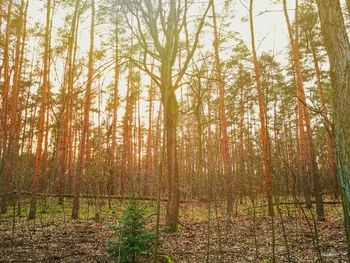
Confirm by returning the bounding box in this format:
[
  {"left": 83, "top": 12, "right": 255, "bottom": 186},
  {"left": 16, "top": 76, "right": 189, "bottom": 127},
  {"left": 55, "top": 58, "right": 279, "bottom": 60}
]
[
  {"left": 298, "top": 1, "right": 338, "bottom": 198},
  {"left": 29, "top": 0, "right": 51, "bottom": 219},
  {"left": 121, "top": 59, "right": 137, "bottom": 195},
  {"left": 316, "top": 0, "right": 350, "bottom": 255},
  {"left": 283, "top": 0, "right": 324, "bottom": 220},
  {"left": 107, "top": 199, "right": 157, "bottom": 263},
  {"left": 0, "top": 0, "right": 13, "bottom": 214},
  {"left": 72, "top": 0, "right": 95, "bottom": 219},
  {"left": 1, "top": 0, "right": 28, "bottom": 214},
  {"left": 211, "top": 0, "right": 234, "bottom": 216},
  {"left": 57, "top": 0, "right": 80, "bottom": 204},
  {"left": 249, "top": 0, "right": 273, "bottom": 216},
  {"left": 110, "top": 10, "right": 121, "bottom": 197},
  {"left": 121, "top": 0, "right": 213, "bottom": 231}
]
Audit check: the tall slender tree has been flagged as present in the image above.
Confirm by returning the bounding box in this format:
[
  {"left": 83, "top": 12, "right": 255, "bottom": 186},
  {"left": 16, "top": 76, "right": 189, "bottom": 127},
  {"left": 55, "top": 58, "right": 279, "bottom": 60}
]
[
  {"left": 316, "top": 0, "right": 350, "bottom": 255},
  {"left": 0, "top": 0, "right": 13, "bottom": 214},
  {"left": 249, "top": 0, "right": 273, "bottom": 216},
  {"left": 72, "top": 0, "right": 95, "bottom": 219},
  {"left": 122, "top": 0, "right": 213, "bottom": 230},
  {"left": 28, "top": 0, "right": 51, "bottom": 219},
  {"left": 283, "top": 0, "right": 324, "bottom": 220},
  {"left": 212, "top": 0, "right": 234, "bottom": 215}
]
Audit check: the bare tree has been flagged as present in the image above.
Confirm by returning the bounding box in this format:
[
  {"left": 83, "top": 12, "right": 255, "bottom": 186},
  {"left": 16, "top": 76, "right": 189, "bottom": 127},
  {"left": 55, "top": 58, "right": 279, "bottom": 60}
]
[{"left": 121, "top": 0, "right": 213, "bottom": 230}]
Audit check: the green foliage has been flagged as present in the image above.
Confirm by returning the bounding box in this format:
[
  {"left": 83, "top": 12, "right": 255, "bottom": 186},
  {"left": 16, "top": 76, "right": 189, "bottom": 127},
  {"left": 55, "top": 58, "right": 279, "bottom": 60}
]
[{"left": 106, "top": 200, "right": 158, "bottom": 263}]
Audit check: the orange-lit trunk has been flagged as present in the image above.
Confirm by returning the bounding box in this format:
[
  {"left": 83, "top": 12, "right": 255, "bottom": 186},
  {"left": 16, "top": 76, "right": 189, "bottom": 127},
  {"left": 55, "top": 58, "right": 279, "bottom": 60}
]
[
  {"left": 249, "top": 0, "right": 273, "bottom": 216},
  {"left": 58, "top": 1, "right": 79, "bottom": 204},
  {"left": 212, "top": 1, "right": 233, "bottom": 215},
  {"left": 145, "top": 74, "right": 154, "bottom": 195},
  {"left": 121, "top": 61, "right": 134, "bottom": 195},
  {"left": 72, "top": 0, "right": 95, "bottom": 219},
  {"left": 2, "top": 0, "right": 25, "bottom": 214},
  {"left": 0, "top": 0, "right": 13, "bottom": 214},
  {"left": 110, "top": 15, "right": 120, "bottom": 196},
  {"left": 297, "top": 102, "right": 312, "bottom": 208},
  {"left": 283, "top": 0, "right": 324, "bottom": 219},
  {"left": 42, "top": 0, "right": 54, "bottom": 189},
  {"left": 28, "top": 0, "right": 50, "bottom": 219}
]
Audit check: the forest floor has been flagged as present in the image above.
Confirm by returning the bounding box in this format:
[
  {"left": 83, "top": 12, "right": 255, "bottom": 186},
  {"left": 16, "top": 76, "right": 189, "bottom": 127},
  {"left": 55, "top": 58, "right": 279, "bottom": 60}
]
[{"left": 0, "top": 198, "right": 348, "bottom": 262}]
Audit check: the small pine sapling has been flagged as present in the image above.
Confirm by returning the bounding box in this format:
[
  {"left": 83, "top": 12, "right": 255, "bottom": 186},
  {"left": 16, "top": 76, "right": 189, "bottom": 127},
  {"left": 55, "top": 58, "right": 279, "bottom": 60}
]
[{"left": 107, "top": 199, "right": 159, "bottom": 263}]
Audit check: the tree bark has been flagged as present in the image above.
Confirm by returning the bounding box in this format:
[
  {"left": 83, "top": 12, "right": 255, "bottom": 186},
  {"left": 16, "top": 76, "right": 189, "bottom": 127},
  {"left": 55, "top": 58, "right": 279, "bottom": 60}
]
[
  {"left": 212, "top": 1, "right": 234, "bottom": 216},
  {"left": 0, "top": 0, "right": 13, "bottom": 214},
  {"left": 164, "top": 89, "right": 180, "bottom": 231},
  {"left": 283, "top": 0, "right": 324, "bottom": 220},
  {"left": 28, "top": 0, "right": 50, "bottom": 219},
  {"left": 57, "top": 0, "right": 79, "bottom": 204},
  {"left": 316, "top": 0, "right": 350, "bottom": 255},
  {"left": 308, "top": 34, "right": 338, "bottom": 198},
  {"left": 249, "top": 0, "right": 274, "bottom": 216},
  {"left": 145, "top": 71, "right": 154, "bottom": 195},
  {"left": 72, "top": 0, "right": 95, "bottom": 219},
  {"left": 110, "top": 14, "right": 120, "bottom": 197}
]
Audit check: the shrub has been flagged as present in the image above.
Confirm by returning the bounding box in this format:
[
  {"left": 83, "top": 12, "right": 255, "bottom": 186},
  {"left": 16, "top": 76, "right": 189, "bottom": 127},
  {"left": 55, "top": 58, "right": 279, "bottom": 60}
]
[{"left": 107, "top": 199, "right": 158, "bottom": 263}]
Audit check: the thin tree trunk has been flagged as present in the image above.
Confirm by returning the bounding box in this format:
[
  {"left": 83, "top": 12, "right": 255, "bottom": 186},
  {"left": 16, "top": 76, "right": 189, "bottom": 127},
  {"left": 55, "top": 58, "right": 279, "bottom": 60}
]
[
  {"left": 249, "top": 0, "right": 274, "bottom": 216},
  {"left": 308, "top": 35, "right": 338, "bottom": 198},
  {"left": 145, "top": 72, "right": 154, "bottom": 195},
  {"left": 28, "top": 0, "right": 50, "bottom": 219},
  {"left": 121, "top": 61, "right": 134, "bottom": 195},
  {"left": 58, "top": 1, "right": 79, "bottom": 204},
  {"left": 0, "top": 0, "right": 13, "bottom": 214},
  {"left": 212, "top": 1, "right": 233, "bottom": 216},
  {"left": 42, "top": 0, "right": 55, "bottom": 192},
  {"left": 283, "top": 0, "right": 324, "bottom": 220},
  {"left": 110, "top": 13, "right": 120, "bottom": 197},
  {"left": 72, "top": 0, "right": 95, "bottom": 219}
]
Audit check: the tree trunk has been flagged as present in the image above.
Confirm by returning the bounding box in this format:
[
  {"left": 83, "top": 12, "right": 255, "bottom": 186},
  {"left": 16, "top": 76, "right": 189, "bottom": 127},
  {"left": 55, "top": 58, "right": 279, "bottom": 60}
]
[
  {"left": 72, "top": 0, "right": 94, "bottom": 219},
  {"left": 249, "top": 0, "right": 274, "bottom": 216},
  {"left": 316, "top": 0, "right": 350, "bottom": 255},
  {"left": 145, "top": 72, "right": 154, "bottom": 195},
  {"left": 2, "top": 0, "right": 25, "bottom": 215},
  {"left": 110, "top": 14, "right": 120, "bottom": 197},
  {"left": 28, "top": 0, "right": 50, "bottom": 219},
  {"left": 283, "top": 0, "right": 324, "bottom": 220},
  {"left": 308, "top": 35, "right": 339, "bottom": 198},
  {"left": 164, "top": 90, "right": 180, "bottom": 231},
  {"left": 297, "top": 102, "right": 312, "bottom": 208},
  {"left": 121, "top": 61, "right": 134, "bottom": 195},
  {"left": 212, "top": 1, "right": 233, "bottom": 216},
  {"left": 57, "top": 0, "right": 79, "bottom": 204},
  {"left": 0, "top": 0, "right": 13, "bottom": 214}
]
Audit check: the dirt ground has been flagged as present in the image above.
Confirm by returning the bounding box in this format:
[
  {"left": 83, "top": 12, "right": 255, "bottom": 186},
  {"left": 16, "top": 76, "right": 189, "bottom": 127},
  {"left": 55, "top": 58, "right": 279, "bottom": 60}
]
[{"left": 0, "top": 203, "right": 348, "bottom": 262}]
